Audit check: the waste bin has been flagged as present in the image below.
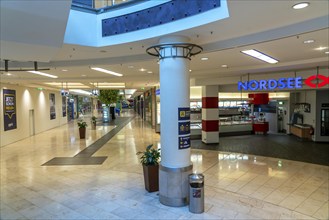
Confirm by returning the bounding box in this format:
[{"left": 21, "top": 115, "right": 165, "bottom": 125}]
[{"left": 189, "top": 173, "right": 204, "bottom": 213}]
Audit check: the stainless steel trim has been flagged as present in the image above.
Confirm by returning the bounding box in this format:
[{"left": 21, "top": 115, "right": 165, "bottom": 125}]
[
  {"left": 159, "top": 164, "right": 193, "bottom": 173},
  {"left": 159, "top": 195, "right": 188, "bottom": 207}
]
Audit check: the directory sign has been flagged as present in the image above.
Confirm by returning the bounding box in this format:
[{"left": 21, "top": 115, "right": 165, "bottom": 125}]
[
  {"left": 178, "top": 107, "right": 190, "bottom": 120},
  {"left": 178, "top": 107, "right": 191, "bottom": 150},
  {"left": 179, "top": 136, "right": 190, "bottom": 149}
]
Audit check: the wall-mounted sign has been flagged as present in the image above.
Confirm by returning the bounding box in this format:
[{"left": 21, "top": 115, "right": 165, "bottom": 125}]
[
  {"left": 50, "top": 93, "right": 56, "bottom": 120},
  {"left": 178, "top": 136, "right": 190, "bottom": 149},
  {"left": 238, "top": 75, "right": 329, "bottom": 91},
  {"left": 178, "top": 121, "right": 190, "bottom": 135},
  {"left": 178, "top": 107, "right": 190, "bottom": 121},
  {"left": 321, "top": 103, "right": 329, "bottom": 108},
  {"left": 3, "top": 89, "right": 17, "bottom": 131},
  {"left": 238, "top": 77, "right": 302, "bottom": 91},
  {"left": 156, "top": 89, "right": 160, "bottom": 95},
  {"left": 62, "top": 96, "right": 67, "bottom": 117}
]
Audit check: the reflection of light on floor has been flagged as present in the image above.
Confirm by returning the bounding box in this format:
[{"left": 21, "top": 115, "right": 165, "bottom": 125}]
[
  {"left": 218, "top": 153, "right": 249, "bottom": 161},
  {"left": 191, "top": 154, "right": 203, "bottom": 162},
  {"left": 70, "top": 137, "right": 76, "bottom": 143}
]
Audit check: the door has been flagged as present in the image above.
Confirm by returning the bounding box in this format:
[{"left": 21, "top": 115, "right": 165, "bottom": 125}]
[{"left": 29, "top": 109, "right": 35, "bottom": 136}]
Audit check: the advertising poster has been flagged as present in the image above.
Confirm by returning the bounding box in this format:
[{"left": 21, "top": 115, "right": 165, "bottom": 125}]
[
  {"left": 50, "top": 93, "right": 56, "bottom": 120},
  {"left": 3, "top": 89, "right": 17, "bottom": 131},
  {"left": 62, "top": 96, "right": 67, "bottom": 117}
]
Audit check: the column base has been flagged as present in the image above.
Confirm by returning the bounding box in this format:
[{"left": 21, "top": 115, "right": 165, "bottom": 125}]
[{"left": 159, "top": 164, "right": 193, "bottom": 207}]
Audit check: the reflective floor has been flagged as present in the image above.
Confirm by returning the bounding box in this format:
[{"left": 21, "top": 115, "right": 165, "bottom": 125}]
[{"left": 1, "top": 111, "right": 328, "bottom": 219}]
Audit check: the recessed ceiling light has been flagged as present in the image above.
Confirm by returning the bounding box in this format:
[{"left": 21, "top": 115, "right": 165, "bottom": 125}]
[
  {"left": 303, "top": 39, "right": 314, "bottom": 44},
  {"left": 62, "top": 69, "right": 68, "bottom": 72},
  {"left": 128, "top": 65, "right": 134, "bottom": 68},
  {"left": 221, "top": 64, "right": 228, "bottom": 68},
  {"left": 189, "top": 69, "right": 192, "bottom": 72},
  {"left": 81, "top": 74, "right": 87, "bottom": 77},
  {"left": 241, "top": 49, "right": 278, "bottom": 64},
  {"left": 315, "top": 46, "right": 328, "bottom": 51},
  {"left": 292, "top": 2, "right": 309, "bottom": 9},
  {"left": 201, "top": 57, "right": 209, "bottom": 61},
  {"left": 6, "top": 72, "right": 12, "bottom": 76},
  {"left": 325, "top": 51, "right": 329, "bottom": 54},
  {"left": 27, "top": 71, "right": 58, "bottom": 78},
  {"left": 91, "top": 67, "right": 123, "bottom": 77},
  {"left": 147, "top": 71, "right": 153, "bottom": 74},
  {"left": 139, "top": 68, "right": 146, "bottom": 72}
]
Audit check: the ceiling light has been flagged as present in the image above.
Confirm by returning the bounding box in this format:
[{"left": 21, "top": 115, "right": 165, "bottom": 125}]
[
  {"left": 303, "top": 39, "right": 314, "bottom": 44},
  {"left": 81, "top": 75, "right": 87, "bottom": 77},
  {"left": 315, "top": 46, "right": 328, "bottom": 51},
  {"left": 91, "top": 67, "right": 123, "bottom": 77},
  {"left": 6, "top": 73, "right": 12, "bottom": 76},
  {"left": 201, "top": 57, "right": 208, "bottom": 61},
  {"left": 147, "top": 71, "right": 153, "bottom": 74},
  {"left": 189, "top": 69, "right": 192, "bottom": 72},
  {"left": 69, "top": 89, "right": 92, "bottom": 95},
  {"left": 27, "top": 71, "right": 58, "bottom": 78},
  {"left": 221, "top": 64, "right": 228, "bottom": 68},
  {"left": 292, "top": 2, "right": 309, "bottom": 9},
  {"left": 325, "top": 51, "right": 329, "bottom": 54},
  {"left": 139, "top": 68, "right": 146, "bottom": 72},
  {"left": 128, "top": 65, "right": 134, "bottom": 68},
  {"left": 62, "top": 69, "right": 68, "bottom": 72},
  {"left": 241, "top": 49, "right": 278, "bottom": 64}
]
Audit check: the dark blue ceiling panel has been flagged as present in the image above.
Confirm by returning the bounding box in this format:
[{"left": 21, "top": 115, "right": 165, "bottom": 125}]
[{"left": 102, "top": 0, "right": 221, "bottom": 37}]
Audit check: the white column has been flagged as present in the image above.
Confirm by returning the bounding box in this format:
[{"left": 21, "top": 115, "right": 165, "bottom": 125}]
[
  {"left": 159, "top": 36, "right": 191, "bottom": 168},
  {"left": 147, "top": 36, "right": 202, "bottom": 207}
]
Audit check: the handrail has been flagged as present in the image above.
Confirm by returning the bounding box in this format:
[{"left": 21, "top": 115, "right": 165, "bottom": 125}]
[{"left": 72, "top": 0, "right": 141, "bottom": 12}]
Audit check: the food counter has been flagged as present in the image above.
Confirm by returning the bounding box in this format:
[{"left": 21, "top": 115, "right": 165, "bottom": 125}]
[{"left": 290, "top": 124, "right": 312, "bottom": 140}]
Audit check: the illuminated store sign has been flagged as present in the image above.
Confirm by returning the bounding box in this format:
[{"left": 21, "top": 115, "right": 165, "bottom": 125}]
[{"left": 238, "top": 75, "right": 329, "bottom": 91}]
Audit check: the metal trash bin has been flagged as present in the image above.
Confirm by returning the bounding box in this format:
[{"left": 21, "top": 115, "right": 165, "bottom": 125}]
[{"left": 189, "top": 173, "right": 204, "bottom": 213}]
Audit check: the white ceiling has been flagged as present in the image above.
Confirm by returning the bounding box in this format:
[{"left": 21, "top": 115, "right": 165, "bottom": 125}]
[{"left": 1, "top": 0, "right": 328, "bottom": 95}]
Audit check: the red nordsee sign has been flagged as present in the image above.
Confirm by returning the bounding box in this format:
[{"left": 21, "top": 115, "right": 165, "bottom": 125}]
[{"left": 304, "top": 75, "right": 329, "bottom": 88}]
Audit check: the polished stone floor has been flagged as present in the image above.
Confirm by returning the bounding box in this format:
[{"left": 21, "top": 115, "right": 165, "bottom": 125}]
[
  {"left": 192, "top": 134, "right": 329, "bottom": 166},
  {"left": 1, "top": 111, "right": 328, "bottom": 219}
]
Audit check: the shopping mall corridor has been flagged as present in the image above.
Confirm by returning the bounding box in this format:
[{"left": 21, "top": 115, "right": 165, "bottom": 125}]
[{"left": 1, "top": 110, "right": 328, "bottom": 219}]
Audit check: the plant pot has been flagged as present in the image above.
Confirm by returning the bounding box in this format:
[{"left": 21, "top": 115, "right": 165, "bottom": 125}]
[
  {"left": 142, "top": 164, "right": 159, "bottom": 192},
  {"left": 79, "top": 127, "right": 86, "bottom": 139}
]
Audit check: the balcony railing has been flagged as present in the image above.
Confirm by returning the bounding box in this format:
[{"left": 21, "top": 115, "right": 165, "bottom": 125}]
[{"left": 72, "top": 0, "right": 136, "bottom": 10}]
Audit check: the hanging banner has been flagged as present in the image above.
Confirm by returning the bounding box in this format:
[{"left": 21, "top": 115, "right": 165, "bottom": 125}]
[
  {"left": 62, "top": 96, "right": 67, "bottom": 117},
  {"left": 3, "top": 89, "right": 17, "bottom": 131},
  {"left": 50, "top": 93, "right": 56, "bottom": 120}
]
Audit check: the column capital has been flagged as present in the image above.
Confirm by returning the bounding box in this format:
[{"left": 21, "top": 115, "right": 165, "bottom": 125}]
[{"left": 146, "top": 43, "right": 202, "bottom": 60}]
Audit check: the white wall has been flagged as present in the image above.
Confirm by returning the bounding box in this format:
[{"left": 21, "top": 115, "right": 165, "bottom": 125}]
[{"left": 1, "top": 84, "right": 67, "bottom": 147}]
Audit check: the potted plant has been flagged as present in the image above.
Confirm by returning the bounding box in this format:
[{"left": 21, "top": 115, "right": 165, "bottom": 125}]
[
  {"left": 77, "top": 119, "right": 87, "bottom": 139},
  {"left": 136, "top": 144, "right": 161, "bottom": 192},
  {"left": 91, "top": 116, "right": 97, "bottom": 129},
  {"left": 98, "top": 90, "right": 120, "bottom": 120}
]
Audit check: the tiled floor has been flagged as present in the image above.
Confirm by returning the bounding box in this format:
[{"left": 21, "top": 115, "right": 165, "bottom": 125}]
[{"left": 1, "top": 111, "right": 328, "bottom": 219}]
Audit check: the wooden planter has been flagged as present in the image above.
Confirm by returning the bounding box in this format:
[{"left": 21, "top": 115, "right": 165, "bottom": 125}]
[
  {"left": 79, "top": 127, "right": 86, "bottom": 139},
  {"left": 142, "top": 164, "right": 159, "bottom": 192}
]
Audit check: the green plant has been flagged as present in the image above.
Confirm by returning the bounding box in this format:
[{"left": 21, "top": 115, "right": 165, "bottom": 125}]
[
  {"left": 77, "top": 119, "right": 88, "bottom": 128},
  {"left": 98, "top": 90, "right": 120, "bottom": 106},
  {"left": 91, "top": 116, "right": 97, "bottom": 123},
  {"left": 137, "top": 144, "right": 161, "bottom": 165}
]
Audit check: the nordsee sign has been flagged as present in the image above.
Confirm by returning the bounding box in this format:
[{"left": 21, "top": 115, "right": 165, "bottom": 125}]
[
  {"left": 238, "top": 77, "right": 302, "bottom": 91},
  {"left": 238, "top": 75, "right": 329, "bottom": 91}
]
